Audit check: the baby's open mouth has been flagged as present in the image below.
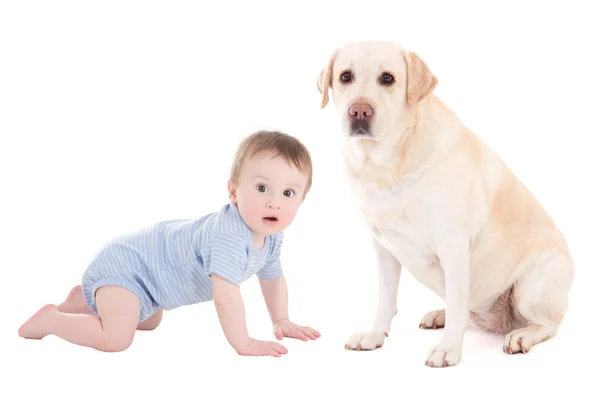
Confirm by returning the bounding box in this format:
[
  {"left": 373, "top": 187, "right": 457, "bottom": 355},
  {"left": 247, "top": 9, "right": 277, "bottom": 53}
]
[{"left": 263, "top": 216, "right": 278, "bottom": 222}]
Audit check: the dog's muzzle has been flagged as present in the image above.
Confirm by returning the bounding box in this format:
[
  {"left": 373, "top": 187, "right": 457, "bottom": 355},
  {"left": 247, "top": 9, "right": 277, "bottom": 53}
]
[
  {"left": 349, "top": 120, "right": 372, "bottom": 137},
  {"left": 348, "top": 102, "right": 374, "bottom": 137}
]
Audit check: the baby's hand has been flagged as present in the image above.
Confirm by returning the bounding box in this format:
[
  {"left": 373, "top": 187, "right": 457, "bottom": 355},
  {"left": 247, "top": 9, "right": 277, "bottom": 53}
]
[
  {"left": 273, "top": 319, "right": 321, "bottom": 341},
  {"left": 237, "top": 338, "right": 288, "bottom": 357}
]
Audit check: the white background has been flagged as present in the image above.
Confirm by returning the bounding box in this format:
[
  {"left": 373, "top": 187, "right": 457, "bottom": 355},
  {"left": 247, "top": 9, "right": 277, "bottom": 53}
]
[{"left": 1, "top": 0, "right": 598, "bottom": 398}]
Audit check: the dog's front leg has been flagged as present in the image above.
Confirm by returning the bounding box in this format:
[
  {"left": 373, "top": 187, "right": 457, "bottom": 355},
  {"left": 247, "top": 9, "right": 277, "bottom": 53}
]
[
  {"left": 345, "top": 234, "right": 401, "bottom": 351},
  {"left": 425, "top": 239, "right": 470, "bottom": 367}
]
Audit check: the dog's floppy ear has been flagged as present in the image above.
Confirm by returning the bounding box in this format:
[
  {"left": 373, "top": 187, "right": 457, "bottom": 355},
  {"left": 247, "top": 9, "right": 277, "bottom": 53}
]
[
  {"left": 403, "top": 50, "right": 438, "bottom": 107},
  {"left": 316, "top": 50, "right": 337, "bottom": 109}
]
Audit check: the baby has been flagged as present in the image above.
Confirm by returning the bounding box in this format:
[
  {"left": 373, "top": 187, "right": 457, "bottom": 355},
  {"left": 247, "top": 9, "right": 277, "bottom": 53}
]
[{"left": 18, "top": 130, "right": 320, "bottom": 357}]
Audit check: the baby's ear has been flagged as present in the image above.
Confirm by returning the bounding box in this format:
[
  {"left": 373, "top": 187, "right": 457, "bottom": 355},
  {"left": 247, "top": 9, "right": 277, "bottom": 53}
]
[{"left": 227, "top": 180, "right": 237, "bottom": 203}]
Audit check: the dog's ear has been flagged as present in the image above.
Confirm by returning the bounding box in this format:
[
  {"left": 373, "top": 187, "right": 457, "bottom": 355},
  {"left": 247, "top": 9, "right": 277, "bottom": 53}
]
[
  {"left": 403, "top": 50, "right": 438, "bottom": 107},
  {"left": 317, "top": 50, "right": 337, "bottom": 109}
]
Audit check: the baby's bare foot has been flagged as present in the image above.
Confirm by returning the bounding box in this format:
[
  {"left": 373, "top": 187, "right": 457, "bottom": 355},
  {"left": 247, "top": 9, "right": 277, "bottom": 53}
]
[
  {"left": 66, "top": 285, "right": 82, "bottom": 303},
  {"left": 57, "top": 285, "right": 88, "bottom": 313},
  {"left": 18, "top": 304, "right": 57, "bottom": 339}
]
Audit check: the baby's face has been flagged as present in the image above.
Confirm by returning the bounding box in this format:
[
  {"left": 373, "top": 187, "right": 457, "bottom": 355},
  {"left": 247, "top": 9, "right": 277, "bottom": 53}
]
[{"left": 229, "top": 152, "right": 309, "bottom": 242}]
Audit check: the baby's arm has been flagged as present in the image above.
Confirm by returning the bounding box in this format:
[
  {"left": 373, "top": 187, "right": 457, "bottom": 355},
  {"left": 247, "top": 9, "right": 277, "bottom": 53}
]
[
  {"left": 259, "top": 274, "right": 289, "bottom": 324},
  {"left": 211, "top": 274, "right": 252, "bottom": 352},
  {"left": 259, "top": 274, "right": 321, "bottom": 341},
  {"left": 211, "top": 274, "right": 288, "bottom": 357}
]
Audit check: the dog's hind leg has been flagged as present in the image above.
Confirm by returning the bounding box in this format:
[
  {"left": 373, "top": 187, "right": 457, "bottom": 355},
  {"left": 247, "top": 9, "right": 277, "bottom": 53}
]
[{"left": 504, "top": 251, "right": 574, "bottom": 354}]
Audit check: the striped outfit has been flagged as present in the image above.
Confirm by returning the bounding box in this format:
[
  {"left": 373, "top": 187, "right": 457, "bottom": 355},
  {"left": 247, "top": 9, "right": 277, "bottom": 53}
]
[{"left": 82, "top": 203, "right": 283, "bottom": 322}]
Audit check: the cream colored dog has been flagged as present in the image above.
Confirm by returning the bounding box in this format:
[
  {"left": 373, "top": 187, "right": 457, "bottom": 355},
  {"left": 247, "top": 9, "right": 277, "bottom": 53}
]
[{"left": 316, "top": 41, "right": 574, "bottom": 367}]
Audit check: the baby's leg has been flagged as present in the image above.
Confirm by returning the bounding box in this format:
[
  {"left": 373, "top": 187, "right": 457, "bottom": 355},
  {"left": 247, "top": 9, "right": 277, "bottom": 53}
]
[
  {"left": 57, "top": 284, "right": 163, "bottom": 330},
  {"left": 137, "top": 308, "right": 163, "bottom": 331},
  {"left": 57, "top": 285, "right": 94, "bottom": 315},
  {"left": 18, "top": 286, "right": 141, "bottom": 352}
]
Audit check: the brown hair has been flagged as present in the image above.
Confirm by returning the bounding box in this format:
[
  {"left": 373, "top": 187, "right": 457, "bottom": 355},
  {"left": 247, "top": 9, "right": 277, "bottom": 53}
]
[{"left": 229, "top": 130, "right": 313, "bottom": 195}]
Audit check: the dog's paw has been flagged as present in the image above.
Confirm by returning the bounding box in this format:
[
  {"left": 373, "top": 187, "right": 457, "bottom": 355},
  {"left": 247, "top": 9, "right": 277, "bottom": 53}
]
[
  {"left": 425, "top": 342, "right": 462, "bottom": 367},
  {"left": 419, "top": 309, "right": 445, "bottom": 329},
  {"left": 345, "top": 331, "right": 388, "bottom": 351},
  {"left": 503, "top": 326, "right": 547, "bottom": 354}
]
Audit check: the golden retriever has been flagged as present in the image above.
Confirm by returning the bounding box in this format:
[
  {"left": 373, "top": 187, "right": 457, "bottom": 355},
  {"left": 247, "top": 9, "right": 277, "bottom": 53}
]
[{"left": 316, "top": 41, "right": 574, "bottom": 367}]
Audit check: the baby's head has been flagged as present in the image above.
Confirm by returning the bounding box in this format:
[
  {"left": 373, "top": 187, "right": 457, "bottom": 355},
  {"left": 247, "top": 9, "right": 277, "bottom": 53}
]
[{"left": 228, "top": 130, "right": 313, "bottom": 238}]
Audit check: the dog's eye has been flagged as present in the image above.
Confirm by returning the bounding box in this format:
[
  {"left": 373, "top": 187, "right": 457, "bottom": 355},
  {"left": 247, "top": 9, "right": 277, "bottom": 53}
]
[
  {"left": 380, "top": 73, "right": 395, "bottom": 85},
  {"left": 340, "top": 71, "right": 352, "bottom": 83}
]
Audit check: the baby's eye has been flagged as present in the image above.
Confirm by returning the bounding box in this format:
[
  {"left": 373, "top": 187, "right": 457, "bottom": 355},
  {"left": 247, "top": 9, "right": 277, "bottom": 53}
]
[
  {"left": 283, "top": 189, "right": 295, "bottom": 198},
  {"left": 257, "top": 184, "right": 268, "bottom": 193}
]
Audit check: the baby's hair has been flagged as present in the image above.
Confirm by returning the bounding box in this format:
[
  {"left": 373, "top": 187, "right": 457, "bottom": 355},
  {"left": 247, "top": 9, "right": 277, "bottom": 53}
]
[{"left": 230, "top": 130, "right": 313, "bottom": 195}]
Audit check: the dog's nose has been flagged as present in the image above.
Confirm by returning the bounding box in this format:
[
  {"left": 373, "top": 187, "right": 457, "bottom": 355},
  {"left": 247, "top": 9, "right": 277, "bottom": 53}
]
[{"left": 349, "top": 103, "right": 373, "bottom": 120}]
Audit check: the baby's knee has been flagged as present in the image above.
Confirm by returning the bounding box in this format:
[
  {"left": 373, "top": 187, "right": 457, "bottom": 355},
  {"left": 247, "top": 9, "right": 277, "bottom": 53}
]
[
  {"left": 98, "top": 333, "right": 135, "bottom": 353},
  {"left": 137, "top": 309, "right": 163, "bottom": 331}
]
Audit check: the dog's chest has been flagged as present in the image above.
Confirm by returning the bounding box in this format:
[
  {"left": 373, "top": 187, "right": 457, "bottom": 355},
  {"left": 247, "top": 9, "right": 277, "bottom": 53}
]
[
  {"left": 373, "top": 219, "right": 446, "bottom": 296},
  {"left": 352, "top": 179, "right": 437, "bottom": 268},
  {"left": 349, "top": 171, "right": 448, "bottom": 296},
  {"left": 351, "top": 172, "right": 422, "bottom": 221}
]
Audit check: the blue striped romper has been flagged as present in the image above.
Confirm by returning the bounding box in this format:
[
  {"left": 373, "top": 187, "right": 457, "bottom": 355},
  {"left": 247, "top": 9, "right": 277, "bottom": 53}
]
[{"left": 82, "top": 202, "right": 284, "bottom": 322}]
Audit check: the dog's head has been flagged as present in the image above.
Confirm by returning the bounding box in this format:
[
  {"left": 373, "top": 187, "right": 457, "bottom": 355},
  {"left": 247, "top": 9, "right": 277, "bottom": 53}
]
[{"left": 317, "top": 41, "right": 438, "bottom": 141}]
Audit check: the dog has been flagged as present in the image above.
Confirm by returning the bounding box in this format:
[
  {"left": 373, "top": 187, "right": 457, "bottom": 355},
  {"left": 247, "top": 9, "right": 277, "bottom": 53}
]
[{"left": 316, "top": 41, "right": 574, "bottom": 367}]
